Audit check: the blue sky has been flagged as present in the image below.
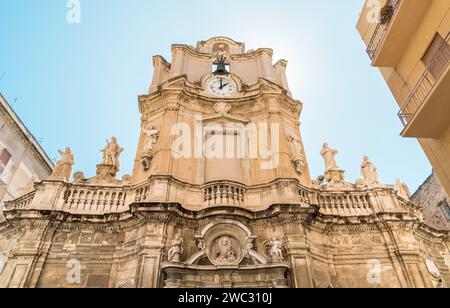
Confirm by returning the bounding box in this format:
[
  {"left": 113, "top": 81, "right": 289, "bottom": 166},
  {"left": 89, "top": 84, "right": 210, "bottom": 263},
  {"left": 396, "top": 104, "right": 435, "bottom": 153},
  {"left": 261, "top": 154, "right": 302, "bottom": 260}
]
[{"left": 0, "top": 0, "right": 431, "bottom": 191}]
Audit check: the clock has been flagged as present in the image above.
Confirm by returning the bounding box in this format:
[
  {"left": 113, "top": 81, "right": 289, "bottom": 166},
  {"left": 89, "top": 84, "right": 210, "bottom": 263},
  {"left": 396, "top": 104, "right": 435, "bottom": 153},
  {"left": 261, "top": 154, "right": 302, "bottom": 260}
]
[{"left": 206, "top": 76, "right": 237, "bottom": 97}]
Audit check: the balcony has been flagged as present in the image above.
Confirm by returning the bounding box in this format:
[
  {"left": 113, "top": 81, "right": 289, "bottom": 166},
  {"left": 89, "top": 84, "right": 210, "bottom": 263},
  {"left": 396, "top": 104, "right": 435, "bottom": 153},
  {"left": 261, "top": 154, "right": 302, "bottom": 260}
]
[
  {"left": 367, "top": 0, "right": 431, "bottom": 67},
  {"left": 204, "top": 181, "right": 246, "bottom": 207},
  {"left": 399, "top": 33, "right": 450, "bottom": 138}
]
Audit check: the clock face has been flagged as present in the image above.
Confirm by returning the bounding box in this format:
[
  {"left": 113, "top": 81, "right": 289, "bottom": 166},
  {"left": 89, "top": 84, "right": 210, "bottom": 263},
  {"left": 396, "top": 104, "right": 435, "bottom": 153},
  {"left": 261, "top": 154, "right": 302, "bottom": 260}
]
[{"left": 206, "top": 76, "right": 237, "bottom": 97}]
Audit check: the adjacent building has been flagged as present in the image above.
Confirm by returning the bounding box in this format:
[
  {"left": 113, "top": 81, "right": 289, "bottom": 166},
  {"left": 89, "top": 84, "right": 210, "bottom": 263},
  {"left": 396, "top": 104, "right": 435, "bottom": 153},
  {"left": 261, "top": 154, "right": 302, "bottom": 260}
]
[
  {"left": 0, "top": 94, "right": 53, "bottom": 219},
  {"left": 356, "top": 0, "right": 450, "bottom": 197},
  {"left": 0, "top": 37, "right": 449, "bottom": 288},
  {"left": 412, "top": 172, "right": 450, "bottom": 231}
]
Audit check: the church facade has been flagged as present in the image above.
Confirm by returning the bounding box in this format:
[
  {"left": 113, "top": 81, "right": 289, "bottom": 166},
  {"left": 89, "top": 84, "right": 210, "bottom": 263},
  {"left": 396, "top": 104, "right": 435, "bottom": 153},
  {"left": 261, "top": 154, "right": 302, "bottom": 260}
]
[{"left": 0, "top": 37, "right": 449, "bottom": 288}]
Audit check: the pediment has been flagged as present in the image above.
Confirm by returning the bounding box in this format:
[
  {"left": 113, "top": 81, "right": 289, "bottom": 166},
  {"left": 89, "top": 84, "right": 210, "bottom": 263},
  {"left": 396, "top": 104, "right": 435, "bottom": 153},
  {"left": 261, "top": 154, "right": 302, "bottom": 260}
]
[{"left": 201, "top": 113, "right": 249, "bottom": 125}]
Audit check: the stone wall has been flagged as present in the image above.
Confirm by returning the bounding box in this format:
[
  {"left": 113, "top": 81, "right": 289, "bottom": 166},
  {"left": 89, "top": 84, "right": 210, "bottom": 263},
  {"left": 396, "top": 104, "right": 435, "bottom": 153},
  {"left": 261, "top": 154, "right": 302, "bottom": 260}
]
[{"left": 412, "top": 172, "right": 450, "bottom": 231}]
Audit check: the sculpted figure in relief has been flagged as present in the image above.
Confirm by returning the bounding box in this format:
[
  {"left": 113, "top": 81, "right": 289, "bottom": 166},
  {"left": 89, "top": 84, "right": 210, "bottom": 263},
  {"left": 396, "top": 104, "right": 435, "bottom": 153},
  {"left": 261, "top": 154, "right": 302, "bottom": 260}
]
[
  {"left": 287, "top": 135, "right": 306, "bottom": 175},
  {"left": 269, "top": 237, "right": 284, "bottom": 261},
  {"left": 215, "top": 236, "right": 237, "bottom": 264},
  {"left": 168, "top": 234, "right": 184, "bottom": 263},
  {"left": 142, "top": 126, "right": 160, "bottom": 152},
  {"left": 48, "top": 148, "right": 74, "bottom": 182}
]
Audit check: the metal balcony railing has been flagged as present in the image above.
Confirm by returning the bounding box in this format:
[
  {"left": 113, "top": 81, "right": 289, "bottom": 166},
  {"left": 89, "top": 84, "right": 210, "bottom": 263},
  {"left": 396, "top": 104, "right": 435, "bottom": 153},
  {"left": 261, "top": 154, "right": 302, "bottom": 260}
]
[
  {"left": 366, "top": 0, "right": 401, "bottom": 60},
  {"left": 398, "top": 33, "right": 450, "bottom": 127}
]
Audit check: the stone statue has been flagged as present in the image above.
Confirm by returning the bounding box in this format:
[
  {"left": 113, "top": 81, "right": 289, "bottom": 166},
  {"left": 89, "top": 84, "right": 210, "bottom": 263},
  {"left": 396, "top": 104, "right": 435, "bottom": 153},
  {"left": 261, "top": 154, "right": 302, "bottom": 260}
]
[
  {"left": 361, "top": 156, "right": 379, "bottom": 185},
  {"left": 142, "top": 126, "right": 160, "bottom": 152},
  {"left": 167, "top": 234, "right": 184, "bottom": 263},
  {"left": 215, "top": 236, "right": 237, "bottom": 264},
  {"left": 269, "top": 237, "right": 284, "bottom": 262},
  {"left": 287, "top": 135, "right": 306, "bottom": 175},
  {"left": 48, "top": 148, "right": 74, "bottom": 182},
  {"left": 395, "top": 179, "right": 411, "bottom": 200},
  {"left": 321, "top": 143, "right": 339, "bottom": 172},
  {"left": 101, "top": 137, "right": 123, "bottom": 172}
]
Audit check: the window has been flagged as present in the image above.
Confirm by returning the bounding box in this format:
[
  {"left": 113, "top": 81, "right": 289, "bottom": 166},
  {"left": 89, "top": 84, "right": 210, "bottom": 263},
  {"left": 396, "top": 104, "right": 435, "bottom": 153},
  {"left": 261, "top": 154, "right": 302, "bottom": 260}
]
[
  {"left": 0, "top": 148, "right": 11, "bottom": 175},
  {"left": 422, "top": 33, "right": 450, "bottom": 79},
  {"left": 441, "top": 200, "right": 450, "bottom": 220}
]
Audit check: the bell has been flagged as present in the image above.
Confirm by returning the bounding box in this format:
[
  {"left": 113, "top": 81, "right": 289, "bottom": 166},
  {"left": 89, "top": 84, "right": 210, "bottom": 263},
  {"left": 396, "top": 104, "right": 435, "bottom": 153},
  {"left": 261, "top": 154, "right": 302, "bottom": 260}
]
[
  {"left": 214, "top": 63, "right": 229, "bottom": 75},
  {"left": 213, "top": 56, "right": 229, "bottom": 75}
]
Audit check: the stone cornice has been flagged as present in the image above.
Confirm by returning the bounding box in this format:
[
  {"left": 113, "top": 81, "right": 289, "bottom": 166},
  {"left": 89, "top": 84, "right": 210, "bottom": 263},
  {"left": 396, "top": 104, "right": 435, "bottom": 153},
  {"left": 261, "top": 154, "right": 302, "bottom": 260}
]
[{"left": 138, "top": 77, "right": 302, "bottom": 115}]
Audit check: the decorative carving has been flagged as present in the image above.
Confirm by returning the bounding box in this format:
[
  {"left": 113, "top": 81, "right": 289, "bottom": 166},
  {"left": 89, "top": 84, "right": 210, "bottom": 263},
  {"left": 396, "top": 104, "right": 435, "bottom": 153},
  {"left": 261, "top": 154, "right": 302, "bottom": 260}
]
[
  {"left": 197, "top": 239, "right": 206, "bottom": 251},
  {"left": 48, "top": 148, "right": 74, "bottom": 182},
  {"left": 287, "top": 135, "right": 306, "bottom": 175},
  {"left": 214, "top": 236, "right": 237, "bottom": 265},
  {"left": 324, "top": 169, "right": 348, "bottom": 189},
  {"left": 88, "top": 164, "right": 122, "bottom": 185},
  {"left": 351, "top": 234, "right": 362, "bottom": 245},
  {"left": 168, "top": 234, "right": 184, "bottom": 263},
  {"left": 73, "top": 172, "right": 86, "bottom": 184},
  {"left": 100, "top": 137, "right": 123, "bottom": 176},
  {"left": 122, "top": 175, "right": 132, "bottom": 185},
  {"left": 214, "top": 102, "right": 232, "bottom": 114},
  {"left": 361, "top": 156, "right": 379, "bottom": 186}
]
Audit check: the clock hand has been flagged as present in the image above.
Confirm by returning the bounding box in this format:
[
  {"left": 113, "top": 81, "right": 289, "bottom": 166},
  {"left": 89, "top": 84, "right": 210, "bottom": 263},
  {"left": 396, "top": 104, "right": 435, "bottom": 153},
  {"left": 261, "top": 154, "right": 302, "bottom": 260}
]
[
  {"left": 220, "top": 83, "right": 230, "bottom": 89},
  {"left": 219, "top": 78, "right": 223, "bottom": 89}
]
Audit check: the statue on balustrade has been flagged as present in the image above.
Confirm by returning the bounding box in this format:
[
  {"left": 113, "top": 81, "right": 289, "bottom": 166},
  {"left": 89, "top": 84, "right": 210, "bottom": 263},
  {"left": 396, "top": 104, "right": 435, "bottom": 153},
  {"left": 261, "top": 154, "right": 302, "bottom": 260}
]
[
  {"left": 48, "top": 148, "right": 74, "bottom": 182},
  {"left": 101, "top": 137, "right": 123, "bottom": 173},
  {"left": 321, "top": 143, "right": 339, "bottom": 172},
  {"left": 361, "top": 156, "right": 379, "bottom": 186}
]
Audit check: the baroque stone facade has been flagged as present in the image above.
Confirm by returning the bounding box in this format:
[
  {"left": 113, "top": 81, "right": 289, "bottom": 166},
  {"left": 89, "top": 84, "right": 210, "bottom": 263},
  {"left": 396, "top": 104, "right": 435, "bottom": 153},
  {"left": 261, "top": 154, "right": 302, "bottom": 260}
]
[{"left": 0, "top": 37, "right": 449, "bottom": 288}]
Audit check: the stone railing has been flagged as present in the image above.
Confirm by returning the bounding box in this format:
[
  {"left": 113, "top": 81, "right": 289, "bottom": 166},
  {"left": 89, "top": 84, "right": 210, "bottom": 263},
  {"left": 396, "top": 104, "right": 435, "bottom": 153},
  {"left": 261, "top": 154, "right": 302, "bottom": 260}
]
[
  {"left": 135, "top": 184, "right": 151, "bottom": 202},
  {"left": 298, "top": 187, "right": 310, "bottom": 206},
  {"left": 317, "top": 192, "right": 372, "bottom": 217},
  {"left": 4, "top": 191, "right": 36, "bottom": 211},
  {"left": 203, "top": 182, "right": 246, "bottom": 207},
  {"left": 63, "top": 185, "right": 128, "bottom": 215}
]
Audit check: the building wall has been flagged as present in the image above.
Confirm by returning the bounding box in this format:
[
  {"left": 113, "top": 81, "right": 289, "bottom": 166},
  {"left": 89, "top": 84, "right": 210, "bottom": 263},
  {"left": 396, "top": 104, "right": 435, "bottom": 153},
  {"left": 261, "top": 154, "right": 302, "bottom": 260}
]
[
  {"left": 356, "top": 0, "right": 450, "bottom": 196},
  {"left": 412, "top": 172, "right": 450, "bottom": 231},
  {"left": 0, "top": 95, "right": 53, "bottom": 218}
]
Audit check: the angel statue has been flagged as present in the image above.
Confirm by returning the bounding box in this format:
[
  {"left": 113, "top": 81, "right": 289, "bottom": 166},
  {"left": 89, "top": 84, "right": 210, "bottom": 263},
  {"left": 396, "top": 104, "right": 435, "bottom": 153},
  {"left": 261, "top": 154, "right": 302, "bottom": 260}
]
[
  {"left": 48, "top": 148, "right": 75, "bottom": 182},
  {"left": 101, "top": 137, "right": 124, "bottom": 173}
]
